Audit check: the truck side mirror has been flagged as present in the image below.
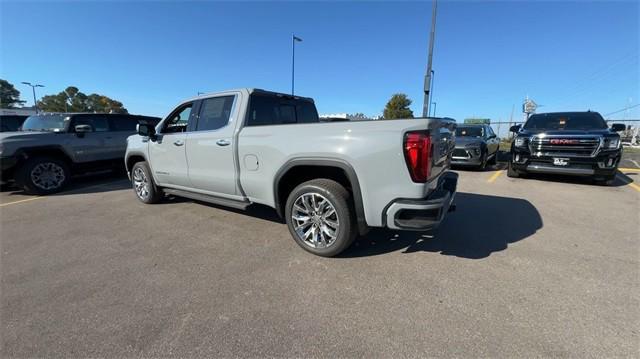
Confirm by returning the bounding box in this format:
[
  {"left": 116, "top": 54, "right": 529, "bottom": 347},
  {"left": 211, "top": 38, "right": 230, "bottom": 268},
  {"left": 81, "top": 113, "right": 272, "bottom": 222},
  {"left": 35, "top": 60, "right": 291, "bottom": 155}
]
[
  {"left": 611, "top": 123, "right": 626, "bottom": 132},
  {"left": 75, "top": 124, "right": 92, "bottom": 137},
  {"left": 509, "top": 125, "right": 521, "bottom": 133},
  {"left": 137, "top": 123, "right": 156, "bottom": 139}
]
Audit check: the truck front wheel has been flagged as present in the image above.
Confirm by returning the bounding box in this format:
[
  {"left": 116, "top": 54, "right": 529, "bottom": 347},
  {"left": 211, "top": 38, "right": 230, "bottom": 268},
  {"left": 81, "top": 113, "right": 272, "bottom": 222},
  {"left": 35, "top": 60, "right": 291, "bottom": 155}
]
[
  {"left": 131, "top": 161, "right": 163, "bottom": 204},
  {"left": 285, "top": 179, "right": 357, "bottom": 257},
  {"left": 507, "top": 160, "right": 521, "bottom": 178}
]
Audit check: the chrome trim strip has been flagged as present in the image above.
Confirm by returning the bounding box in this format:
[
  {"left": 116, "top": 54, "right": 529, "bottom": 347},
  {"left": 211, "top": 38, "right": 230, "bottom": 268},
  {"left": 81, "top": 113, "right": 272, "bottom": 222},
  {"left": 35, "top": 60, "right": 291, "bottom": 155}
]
[{"left": 526, "top": 164, "right": 595, "bottom": 176}]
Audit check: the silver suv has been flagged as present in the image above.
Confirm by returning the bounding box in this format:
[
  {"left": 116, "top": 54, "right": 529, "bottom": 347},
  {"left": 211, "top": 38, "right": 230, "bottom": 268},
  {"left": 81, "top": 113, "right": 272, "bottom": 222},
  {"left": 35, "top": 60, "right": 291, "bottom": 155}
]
[{"left": 0, "top": 113, "right": 160, "bottom": 194}]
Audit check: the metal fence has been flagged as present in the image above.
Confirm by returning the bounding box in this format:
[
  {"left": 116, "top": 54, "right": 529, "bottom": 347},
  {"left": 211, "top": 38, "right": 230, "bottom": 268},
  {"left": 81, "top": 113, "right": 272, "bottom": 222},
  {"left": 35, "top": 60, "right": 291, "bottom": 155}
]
[{"left": 607, "top": 119, "right": 640, "bottom": 145}]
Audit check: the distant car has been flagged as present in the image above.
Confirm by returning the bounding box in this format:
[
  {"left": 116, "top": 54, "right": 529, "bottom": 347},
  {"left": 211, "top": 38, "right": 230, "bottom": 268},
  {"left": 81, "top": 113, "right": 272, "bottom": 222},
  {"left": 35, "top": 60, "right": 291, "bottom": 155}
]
[
  {"left": 508, "top": 111, "right": 625, "bottom": 184},
  {"left": 451, "top": 124, "right": 500, "bottom": 169},
  {"left": 0, "top": 113, "right": 161, "bottom": 194},
  {"left": 0, "top": 114, "right": 29, "bottom": 132}
]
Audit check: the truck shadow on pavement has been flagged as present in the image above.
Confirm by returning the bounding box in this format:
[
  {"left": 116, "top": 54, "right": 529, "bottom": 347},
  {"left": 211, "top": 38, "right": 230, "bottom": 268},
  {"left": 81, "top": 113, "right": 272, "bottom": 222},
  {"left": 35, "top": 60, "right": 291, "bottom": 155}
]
[
  {"left": 1, "top": 172, "right": 131, "bottom": 196},
  {"left": 341, "top": 192, "right": 543, "bottom": 259},
  {"left": 513, "top": 172, "right": 632, "bottom": 188}
]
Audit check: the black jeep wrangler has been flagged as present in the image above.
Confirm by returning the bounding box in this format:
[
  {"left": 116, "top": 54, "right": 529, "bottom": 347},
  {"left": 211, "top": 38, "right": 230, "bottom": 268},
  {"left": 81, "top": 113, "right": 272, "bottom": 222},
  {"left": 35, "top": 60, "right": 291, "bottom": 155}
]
[{"left": 508, "top": 111, "right": 625, "bottom": 184}]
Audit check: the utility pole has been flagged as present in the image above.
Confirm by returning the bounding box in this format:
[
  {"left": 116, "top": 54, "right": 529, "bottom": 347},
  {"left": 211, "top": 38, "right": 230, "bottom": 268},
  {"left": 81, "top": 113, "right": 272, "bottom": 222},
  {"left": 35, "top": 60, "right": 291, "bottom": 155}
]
[
  {"left": 508, "top": 104, "right": 515, "bottom": 139},
  {"left": 292, "top": 35, "right": 303, "bottom": 95},
  {"left": 21, "top": 82, "right": 44, "bottom": 114},
  {"left": 422, "top": 0, "right": 437, "bottom": 117}
]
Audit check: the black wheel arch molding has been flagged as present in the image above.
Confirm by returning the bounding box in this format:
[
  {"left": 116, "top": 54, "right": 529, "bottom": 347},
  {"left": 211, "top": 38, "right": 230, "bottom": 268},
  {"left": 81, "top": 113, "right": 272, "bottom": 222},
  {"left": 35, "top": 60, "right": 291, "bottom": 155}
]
[
  {"left": 13, "top": 145, "right": 74, "bottom": 164},
  {"left": 273, "top": 157, "right": 368, "bottom": 236}
]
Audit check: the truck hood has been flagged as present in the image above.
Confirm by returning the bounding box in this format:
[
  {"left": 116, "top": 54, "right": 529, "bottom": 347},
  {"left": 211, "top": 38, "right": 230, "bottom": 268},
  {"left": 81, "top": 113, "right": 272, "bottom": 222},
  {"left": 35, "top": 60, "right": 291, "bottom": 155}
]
[
  {"left": 455, "top": 136, "right": 484, "bottom": 147},
  {"left": 519, "top": 129, "right": 613, "bottom": 136}
]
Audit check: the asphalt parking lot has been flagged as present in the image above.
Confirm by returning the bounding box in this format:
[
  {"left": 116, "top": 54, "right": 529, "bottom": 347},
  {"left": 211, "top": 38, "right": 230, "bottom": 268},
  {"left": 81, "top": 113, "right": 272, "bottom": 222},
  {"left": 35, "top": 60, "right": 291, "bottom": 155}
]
[{"left": 1, "top": 160, "right": 639, "bottom": 357}]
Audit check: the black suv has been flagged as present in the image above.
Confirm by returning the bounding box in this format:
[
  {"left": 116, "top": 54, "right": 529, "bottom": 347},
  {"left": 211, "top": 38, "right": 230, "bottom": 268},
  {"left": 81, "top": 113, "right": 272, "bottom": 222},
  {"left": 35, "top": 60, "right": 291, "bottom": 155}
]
[
  {"left": 508, "top": 111, "right": 625, "bottom": 184},
  {"left": 0, "top": 114, "right": 29, "bottom": 132},
  {"left": 0, "top": 113, "right": 160, "bottom": 194}
]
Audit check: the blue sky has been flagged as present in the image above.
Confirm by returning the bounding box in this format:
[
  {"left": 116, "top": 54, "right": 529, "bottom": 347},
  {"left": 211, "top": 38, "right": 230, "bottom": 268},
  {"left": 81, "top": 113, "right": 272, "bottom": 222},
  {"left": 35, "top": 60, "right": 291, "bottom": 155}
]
[{"left": 1, "top": 0, "right": 638, "bottom": 133}]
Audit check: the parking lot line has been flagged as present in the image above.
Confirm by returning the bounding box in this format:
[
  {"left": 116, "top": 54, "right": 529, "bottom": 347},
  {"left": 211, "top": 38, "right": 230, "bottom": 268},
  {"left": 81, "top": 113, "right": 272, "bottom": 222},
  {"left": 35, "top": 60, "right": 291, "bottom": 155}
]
[
  {"left": 618, "top": 167, "right": 640, "bottom": 172},
  {"left": 617, "top": 173, "right": 640, "bottom": 193},
  {"left": 487, "top": 170, "right": 504, "bottom": 183},
  {"left": 0, "top": 197, "right": 43, "bottom": 207}
]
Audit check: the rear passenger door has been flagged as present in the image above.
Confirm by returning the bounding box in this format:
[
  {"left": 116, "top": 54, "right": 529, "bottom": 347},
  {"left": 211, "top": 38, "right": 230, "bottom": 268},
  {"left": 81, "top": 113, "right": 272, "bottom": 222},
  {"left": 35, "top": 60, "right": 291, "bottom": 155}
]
[
  {"left": 108, "top": 115, "right": 138, "bottom": 159},
  {"left": 185, "top": 94, "right": 239, "bottom": 197},
  {"left": 68, "top": 115, "right": 112, "bottom": 162}
]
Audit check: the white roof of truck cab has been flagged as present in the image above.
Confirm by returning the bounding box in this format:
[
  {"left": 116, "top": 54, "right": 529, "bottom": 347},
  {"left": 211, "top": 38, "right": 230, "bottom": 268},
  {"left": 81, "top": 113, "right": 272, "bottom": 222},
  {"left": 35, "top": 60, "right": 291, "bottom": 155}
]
[{"left": 185, "top": 88, "right": 314, "bottom": 103}]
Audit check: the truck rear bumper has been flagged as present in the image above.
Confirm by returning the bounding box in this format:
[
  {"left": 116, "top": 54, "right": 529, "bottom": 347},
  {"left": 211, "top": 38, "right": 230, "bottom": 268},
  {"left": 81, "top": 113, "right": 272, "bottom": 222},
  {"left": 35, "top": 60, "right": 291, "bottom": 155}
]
[{"left": 384, "top": 172, "right": 457, "bottom": 231}]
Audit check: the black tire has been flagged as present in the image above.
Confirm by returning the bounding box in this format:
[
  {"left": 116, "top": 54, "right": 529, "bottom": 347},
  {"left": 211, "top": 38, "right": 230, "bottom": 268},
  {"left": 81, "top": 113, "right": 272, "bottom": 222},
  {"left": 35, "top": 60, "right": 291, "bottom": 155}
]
[
  {"left": 16, "top": 156, "right": 70, "bottom": 195},
  {"left": 131, "top": 161, "right": 163, "bottom": 204},
  {"left": 507, "top": 160, "right": 520, "bottom": 178},
  {"left": 284, "top": 179, "right": 357, "bottom": 257},
  {"left": 478, "top": 151, "right": 488, "bottom": 171},
  {"left": 489, "top": 150, "right": 498, "bottom": 165}
]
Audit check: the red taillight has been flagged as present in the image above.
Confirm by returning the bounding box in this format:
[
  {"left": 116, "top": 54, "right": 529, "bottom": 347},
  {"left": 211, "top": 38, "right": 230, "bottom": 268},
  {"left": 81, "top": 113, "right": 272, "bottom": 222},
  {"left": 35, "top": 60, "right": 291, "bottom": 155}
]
[{"left": 403, "top": 131, "right": 432, "bottom": 183}]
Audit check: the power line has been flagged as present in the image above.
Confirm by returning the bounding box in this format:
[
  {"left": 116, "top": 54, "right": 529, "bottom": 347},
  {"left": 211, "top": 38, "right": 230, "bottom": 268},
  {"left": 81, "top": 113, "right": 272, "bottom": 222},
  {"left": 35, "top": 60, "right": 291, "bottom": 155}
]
[{"left": 604, "top": 103, "right": 640, "bottom": 117}]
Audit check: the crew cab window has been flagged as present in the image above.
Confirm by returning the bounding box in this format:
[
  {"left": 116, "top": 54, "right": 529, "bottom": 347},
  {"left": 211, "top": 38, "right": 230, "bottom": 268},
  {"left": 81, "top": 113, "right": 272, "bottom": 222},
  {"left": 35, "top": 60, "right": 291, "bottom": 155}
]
[
  {"left": 296, "top": 101, "right": 319, "bottom": 123},
  {"left": 163, "top": 103, "right": 192, "bottom": 133},
  {"left": 247, "top": 94, "right": 319, "bottom": 126},
  {"left": 196, "top": 96, "right": 235, "bottom": 131},
  {"left": 71, "top": 115, "right": 109, "bottom": 132},
  {"left": 110, "top": 115, "right": 138, "bottom": 131}
]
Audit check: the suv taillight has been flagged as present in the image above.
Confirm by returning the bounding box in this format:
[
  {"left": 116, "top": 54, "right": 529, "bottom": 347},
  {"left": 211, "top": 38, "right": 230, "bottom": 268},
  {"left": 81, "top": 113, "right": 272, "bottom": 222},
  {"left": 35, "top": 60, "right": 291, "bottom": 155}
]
[{"left": 403, "top": 131, "right": 432, "bottom": 183}]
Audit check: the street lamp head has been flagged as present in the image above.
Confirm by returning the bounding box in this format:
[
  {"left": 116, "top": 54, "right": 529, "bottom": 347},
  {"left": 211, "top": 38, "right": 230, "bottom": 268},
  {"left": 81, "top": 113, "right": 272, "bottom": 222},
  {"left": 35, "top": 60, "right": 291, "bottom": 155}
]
[
  {"left": 22, "top": 81, "right": 32, "bottom": 86},
  {"left": 35, "top": 84, "right": 44, "bottom": 88}
]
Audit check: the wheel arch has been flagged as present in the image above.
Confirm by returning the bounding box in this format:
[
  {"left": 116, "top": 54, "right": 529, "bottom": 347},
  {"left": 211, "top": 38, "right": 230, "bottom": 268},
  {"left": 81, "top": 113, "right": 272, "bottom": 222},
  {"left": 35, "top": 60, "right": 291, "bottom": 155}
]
[
  {"left": 125, "top": 152, "right": 147, "bottom": 173},
  {"left": 15, "top": 146, "right": 73, "bottom": 165},
  {"left": 273, "top": 158, "right": 368, "bottom": 235}
]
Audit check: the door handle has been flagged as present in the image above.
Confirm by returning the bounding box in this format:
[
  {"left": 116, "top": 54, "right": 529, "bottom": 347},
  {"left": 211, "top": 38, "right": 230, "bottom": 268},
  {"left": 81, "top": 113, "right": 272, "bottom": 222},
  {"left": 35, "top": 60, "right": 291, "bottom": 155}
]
[
  {"left": 216, "top": 139, "right": 231, "bottom": 146},
  {"left": 173, "top": 140, "right": 184, "bottom": 146}
]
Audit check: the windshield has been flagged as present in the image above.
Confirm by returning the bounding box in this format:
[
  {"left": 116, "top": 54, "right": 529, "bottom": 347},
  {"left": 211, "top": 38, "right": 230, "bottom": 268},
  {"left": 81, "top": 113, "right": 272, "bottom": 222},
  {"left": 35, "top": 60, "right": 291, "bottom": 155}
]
[
  {"left": 456, "top": 126, "right": 484, "bottom": 137},
  {"left": 21, "top": 115, "right": 69, "bottom": 132},
  {"left": 523, "top": 112, "right": 607, "bottom": 130}
]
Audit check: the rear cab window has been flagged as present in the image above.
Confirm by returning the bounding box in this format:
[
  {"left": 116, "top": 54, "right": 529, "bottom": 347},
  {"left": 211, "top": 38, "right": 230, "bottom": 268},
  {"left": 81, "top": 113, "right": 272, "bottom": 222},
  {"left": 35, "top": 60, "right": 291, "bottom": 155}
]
[{"left": 246, "top": 93, "right": 319, "bottom": 126}]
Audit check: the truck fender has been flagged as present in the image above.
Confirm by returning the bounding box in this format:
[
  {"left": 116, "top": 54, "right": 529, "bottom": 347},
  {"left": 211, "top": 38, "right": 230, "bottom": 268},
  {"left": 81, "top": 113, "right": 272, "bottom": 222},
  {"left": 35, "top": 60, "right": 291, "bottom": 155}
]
[{"left": 273, "top": 157, "right": 368, "bottom": 236}]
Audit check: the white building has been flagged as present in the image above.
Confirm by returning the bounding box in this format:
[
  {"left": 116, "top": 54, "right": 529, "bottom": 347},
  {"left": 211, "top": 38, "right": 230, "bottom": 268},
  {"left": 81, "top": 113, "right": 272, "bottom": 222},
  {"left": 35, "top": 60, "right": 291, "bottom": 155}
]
[{"left": 319, "top": 113, "right": 376, "bottom": 121}]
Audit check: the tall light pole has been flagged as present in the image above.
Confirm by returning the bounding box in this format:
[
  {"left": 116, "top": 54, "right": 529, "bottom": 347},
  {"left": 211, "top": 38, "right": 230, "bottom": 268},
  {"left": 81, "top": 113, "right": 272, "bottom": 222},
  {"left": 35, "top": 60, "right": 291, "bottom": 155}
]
[
  {"left": 428, "top": 69, "right": 435, "bottom": 116},
  {"left": 422, "top": 0, "right": 437, "bottom": 117},
  {"left": 22, "top": 82, "right": 45, "bottom": 114},
  {"left": 292, "top": 34, "right": 303, "bottom": 95}
]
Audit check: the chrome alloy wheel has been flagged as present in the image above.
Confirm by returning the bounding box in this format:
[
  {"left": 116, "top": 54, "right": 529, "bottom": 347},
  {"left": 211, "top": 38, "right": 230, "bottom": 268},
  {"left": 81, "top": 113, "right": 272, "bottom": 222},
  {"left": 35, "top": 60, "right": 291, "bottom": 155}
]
[
  {"left": 291, "top": 193, "right": 340, "bottom": 249},
  {"left": 30, "top": 162, "right": 66, "bottom": 190},
  {"left": 133, "top": 167, "right": 150, "bottom": 199}
]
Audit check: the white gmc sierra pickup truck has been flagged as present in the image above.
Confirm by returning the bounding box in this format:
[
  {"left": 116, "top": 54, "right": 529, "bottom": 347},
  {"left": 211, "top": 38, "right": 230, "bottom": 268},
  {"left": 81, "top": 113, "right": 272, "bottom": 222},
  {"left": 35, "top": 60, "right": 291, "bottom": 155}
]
[{"left": 125, "top": 88, "right": 457, "bottom": 256}]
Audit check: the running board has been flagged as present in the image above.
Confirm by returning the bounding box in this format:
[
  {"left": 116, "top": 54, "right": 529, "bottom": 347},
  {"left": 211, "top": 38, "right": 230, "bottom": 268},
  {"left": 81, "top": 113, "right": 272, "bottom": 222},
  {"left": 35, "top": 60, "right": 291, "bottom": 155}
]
[{"left": 163, "top": 188, "right": 250, "bottom": 210}]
